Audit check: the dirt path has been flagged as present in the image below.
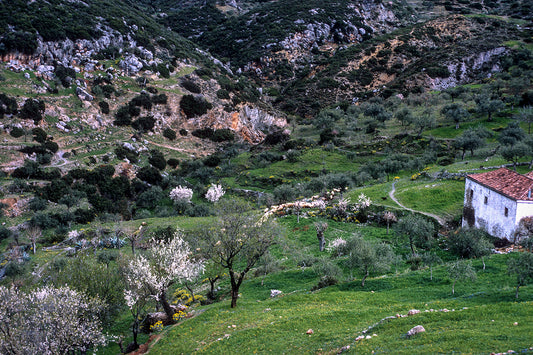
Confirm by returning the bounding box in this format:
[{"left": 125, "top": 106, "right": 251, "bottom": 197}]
[{"left": 389, "top": 181, "right": 446, "bottom": 226}]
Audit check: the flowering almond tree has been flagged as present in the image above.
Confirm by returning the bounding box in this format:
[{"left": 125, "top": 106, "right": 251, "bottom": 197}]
[
  {"left": 123, "top": 230, "right": 203, "bottom": 322},
  {"left": 205, "top": 184, "right": 225, "bottom": 203},
  {"left": 0, "top": 285, "right": 107, "bottom": 355},
  {"left": 169, "top": 185, "right": 193, "bottom": 203}
]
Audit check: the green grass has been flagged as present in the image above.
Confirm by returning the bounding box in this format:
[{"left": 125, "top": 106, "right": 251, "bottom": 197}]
[{"left": 148, "top": 254, "right": 533, "bottom": 354}]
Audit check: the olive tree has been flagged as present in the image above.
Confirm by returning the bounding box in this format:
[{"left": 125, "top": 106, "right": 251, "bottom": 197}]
[
  {"left": 343, "top": 235, "right": 396, "bottom": 287},
  {"left": 448, "top": 260, "right": 476, "bottom": 295},
  {"left": 508, "top": 252, "right": 533, "bottom": 299},
  {"left": 394, "top": 214, "right": 435, "bottom": 256},
  {"left": 198, "top": 201, "right": 281, "bottom": 308}
]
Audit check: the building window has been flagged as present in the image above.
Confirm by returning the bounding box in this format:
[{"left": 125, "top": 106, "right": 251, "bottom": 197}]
[
  {"left": 504, "top": 207, "right": 508, "bottom": 217},
  {"left": 470, "top": 189, "right": 474, "bottom": 199},
  {"left": 484, "top": 196, "right": 488, "bottom": 204}
]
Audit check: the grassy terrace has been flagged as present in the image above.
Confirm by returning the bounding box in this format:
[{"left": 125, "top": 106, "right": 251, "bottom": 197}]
[{"left": 148, "top": 254, "right": 532, "bottom": 354}]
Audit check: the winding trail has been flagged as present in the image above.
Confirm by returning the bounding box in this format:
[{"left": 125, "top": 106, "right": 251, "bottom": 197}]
[{"left": 389, "top": 181, "right": 446, "bottom": 226}]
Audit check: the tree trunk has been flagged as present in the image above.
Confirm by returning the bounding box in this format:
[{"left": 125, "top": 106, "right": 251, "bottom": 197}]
[
  {"left": 32, "top": 242, "right": 36, "bottom": 255},
  {"left": 361, "top": 269, "right": 369, "bottom": 287},
  {"left": 430, "top": 266, "right": 433, "bottom": 281},
  {"left": 229, "top": 271, "right": 243, "bottom": 308},
  {"left": 386, "top": 222, "right": 390, "bottom": 235},
  {"left": 159, "top": 292, "right": 175, "bottom": 322},
  {"left": 515, "top": 284, "right": 520, "bottom": 299},
  {"left": 317, "top": 231, "right": 325, "bottom": 252},
  {"left": 409, "top": 236, "right": 416, "bottom": 256},
  {"left": 452, "top": 280, "right": 455, "bottom": 295},
  {"left": 482, "top": 256, "right": 486, "bottom": 271}
]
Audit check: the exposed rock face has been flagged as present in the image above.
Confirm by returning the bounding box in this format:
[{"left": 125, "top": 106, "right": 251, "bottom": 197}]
[
  {"left": 0, "top": 24, "right": 150, "bottom": 74},
  {"left": 429, "top": 47, "right": 508, "bottom": 90},
  {"left": 192, "top": 105, "right": 287, "bottom": 144}
]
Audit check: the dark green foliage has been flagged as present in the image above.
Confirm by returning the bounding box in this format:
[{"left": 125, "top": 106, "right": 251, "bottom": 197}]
[
  {"left": 137, "top": 166, "right": 162, "bottom": 185},
  {"left": 149, "top": 149, "right": 166, "bottom": 170},
  {"left": 98, "top": 101, "right": 110, "bottom": 114},
  {"left": 211, "top": 129, "right": 235, "bottom": 142},
  {"left": 136, "top": 186, "right": 164, "bottom": 209},
  {"left": 114, "top": 145, "right": 139, "bottom": 163},
  {"left": 114, "top": 106, "right": 132, "bottom": 126},
  {"left": 0, "top": 93, "right": 18, "bottom": 117},
  {"left": 179, "top": 128, "right": 188, "bottom": 136},
  {"left": 0, "top": 31, "right": 37, "bottom": 55},
  {"left": 216, "top": 89, "right": 230, "bottom": 100},
  {"left": 54, "top": 64, "right": 76, "bottom": 88},
  {"left": 263, "top": 130, "right": 290, "bottom": 145},
  {"left": 181, "top": 80, "right": 201, "bottom": 94},
  {"left": 9, "top": 127, "right": 25, "bottom": 138},
  {"left": 130, "top": 93, "right": 152, "bottom": 110},
  {"left": 448, "top": 228, "right": 493, "bottom": 259},
  {"left": 156, "top": 63, "right": 170, "bottom": 78},
  {"left": 152, "top": 93, "right": 168, "bottom": 105},
  {"left": 167, "top": 158, "right": 180, "bottom": 168},
  {"left": 180, "top": 95, "right": 212, "bottom": 118},
  {"left": 132, "top": 115, "right": 156, "bottom": 132},
  {"left": 163, "top": 128, "right": 177, "bottom": 140},
  {"left": 192, "top": 127, "right": 215, "bottom": 140},
  {"left": 426, "top": 65, "right": 450, "bottom": 78},
  {"left": 0, "top": 226, "right": 11, "bottom": 242},
  {"left": 203, "top": 155, "right": 221, "bottom": 167},
  {"left": 19, "top": 99, "right": 45, "bottom": 124}
]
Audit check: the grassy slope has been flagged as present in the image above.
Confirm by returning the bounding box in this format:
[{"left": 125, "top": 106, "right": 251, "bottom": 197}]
[{"left": 149, "top": 254, "right": 532, "bottom": 354}]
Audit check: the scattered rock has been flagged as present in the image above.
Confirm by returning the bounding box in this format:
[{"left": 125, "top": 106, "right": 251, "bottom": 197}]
[
  {"left": 406, "top": 325, "right": 425, "bottom": 338},
  {"left": 408, "top": 309, "right": 421, "bottom": 316},
  {"left": 270, "top": 289, "right": 282, "bottom": 298},
  {"left": 306, "top": 329, "right": 314, "bottom": 335}
]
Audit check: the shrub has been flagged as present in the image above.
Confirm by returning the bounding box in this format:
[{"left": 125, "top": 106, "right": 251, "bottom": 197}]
[
  {"left": 98, "top": 101, "right": 110, "bottom": 114},
  {"left": 132, "top": 115, "right": 156, "bottom": 132},
  {"left": 9, "top": 127, "right": 25, "bottom": 138},
  {"left": 212, "top": 129, "right": 235, "bottom": 142},
  {"left": 181, "top": 80, "right": 201, "bottom": 93},
  {"left": 167, "top": 158, "right": 180, "bottom": 168},
  {"left": 19, "top": 99, "right": 45, "bottom": 124},
  {"left": 216, "top": 89, "right": 230, "bottom": 99},
  {"left": 180, "top": 95, "right": 212, "bottom": 118},
  {"left": 152, "top": 93, "right": 168, "bottom": 105},
  {"left": 137, "top": 166, "right": 162, "bottom": 185},
  {"left": 192, "top": 127, "right": 215, "bottom": 139},
  {"left": 179, "top": 128, "right": 188, "bottom": 136},
  {"left": 163, "top": 128, "right": 177, "bottom": 140},
  {"left": 114, "top": 106, "right": 132, "bottom": 126}
]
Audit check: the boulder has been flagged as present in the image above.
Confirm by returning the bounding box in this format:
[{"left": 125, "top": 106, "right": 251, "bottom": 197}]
[{"left": 406, "top": 325, "right": 425, "bottom": 338}]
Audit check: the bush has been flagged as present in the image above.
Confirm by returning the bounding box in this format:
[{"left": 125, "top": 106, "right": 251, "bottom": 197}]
[
  {"left": 114, "top": 106, "right": 132, "bottom": 126},
  {"left": 181, "top": 80, "right": 201, "bottom": 94},
  {"left": 132, "top": 115, "right": 156, "bottom": 132},
  {"left": 10, "top": 127, "right": 25, "bottom": 138},
  {"left": 180, "top": 95, "right": 212, "bottom": 118},
  {"left": 163, "top": 128, "right": 177, "bottom": 140},
  {"left": 192, "top": 127, "right": 215, "bottom": 139},
  {"left": 98, "top": 101, "right": 110, "bottom": 114},
  {"left": 19, "top": 99, "right": 45, "bottom": 124},
  {"left": 216, "top": 89, "right": 230, "bottom": 99},
  {"left": 179, "top": 128, "right": 188, "bottom": 136},
  {"left": 137, "top": 166, "right": 162, "bottom": 185},
  {"left": 211, "top": 129, "right": 235, "bottom": 142},
  {"left": 167, "top": 158, "right": 180, "bottom": 168}
]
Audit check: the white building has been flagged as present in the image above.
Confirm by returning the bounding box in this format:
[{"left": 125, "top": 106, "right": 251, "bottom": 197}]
[{"left": 463, "top": 168, "right": 533, "bottom": 241}]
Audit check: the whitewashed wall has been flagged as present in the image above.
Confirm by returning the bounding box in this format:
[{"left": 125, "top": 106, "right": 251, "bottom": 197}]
[{"left": 463, "top": 178, "right": 517, "bottom": 241}]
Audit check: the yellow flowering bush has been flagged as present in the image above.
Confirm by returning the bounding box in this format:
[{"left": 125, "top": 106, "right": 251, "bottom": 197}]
[{"left": 150, "top": 320, "right": 163, "bottom": 333}]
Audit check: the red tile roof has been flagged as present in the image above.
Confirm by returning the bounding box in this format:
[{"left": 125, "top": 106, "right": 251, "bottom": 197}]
[
  {"left": 525, "top": 171, "right": 533, "bottom": 179},
  {"left": 467, "top": 168, "right": 533, "bottom": 201}
]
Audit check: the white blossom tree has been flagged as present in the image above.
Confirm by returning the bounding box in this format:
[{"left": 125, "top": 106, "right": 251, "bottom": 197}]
[
  {"left": 0, "top": 285, "right": 107, "bottom": 355},
  {"left": 169, "top": 185, "right": 193, "bottom": 203},
  {"left": 205, "top": 184, "right": 225, "bottom": 203},
  {"left": 123, "top": 230, "right": 203, "bottom": 322}
]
